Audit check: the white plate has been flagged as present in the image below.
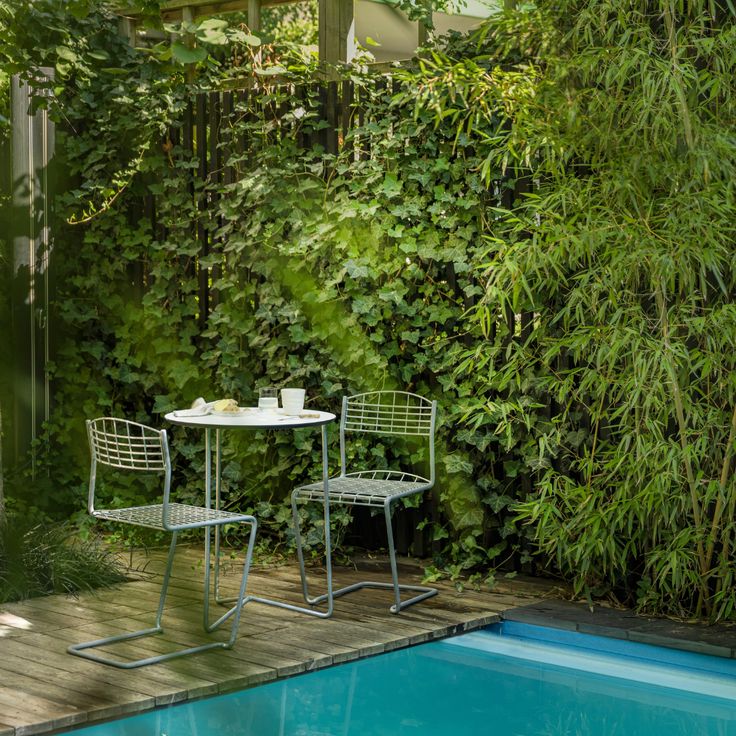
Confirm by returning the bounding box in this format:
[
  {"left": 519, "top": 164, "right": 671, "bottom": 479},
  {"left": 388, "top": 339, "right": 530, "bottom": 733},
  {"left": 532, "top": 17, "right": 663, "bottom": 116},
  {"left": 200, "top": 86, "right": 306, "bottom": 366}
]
[{"left": 210, "top": 408, "right": 257, "bottom": 418}]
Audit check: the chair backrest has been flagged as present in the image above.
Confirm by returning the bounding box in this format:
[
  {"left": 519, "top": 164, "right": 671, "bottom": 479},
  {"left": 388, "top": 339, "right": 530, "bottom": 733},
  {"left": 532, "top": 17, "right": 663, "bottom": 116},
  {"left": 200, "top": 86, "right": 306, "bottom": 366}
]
[
  {"left": 339, "top": 391, "right": 437, "bottom": 480},
  {"left": 88, "top": 417, "right": 168, "bottom": 471},
  {"left": 86, "top": 417, "right": 171, "bottom": 514}
]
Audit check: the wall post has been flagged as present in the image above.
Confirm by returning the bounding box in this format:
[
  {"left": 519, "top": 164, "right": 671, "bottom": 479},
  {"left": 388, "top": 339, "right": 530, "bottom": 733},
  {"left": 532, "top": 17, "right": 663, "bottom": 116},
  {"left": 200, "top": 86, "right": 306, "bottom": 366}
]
[
  {"left": 9, "top": 69, "right": 55, "bottom": 474},
  {"left": 319, "top": 0, "right": 355, "bottom": 66}
]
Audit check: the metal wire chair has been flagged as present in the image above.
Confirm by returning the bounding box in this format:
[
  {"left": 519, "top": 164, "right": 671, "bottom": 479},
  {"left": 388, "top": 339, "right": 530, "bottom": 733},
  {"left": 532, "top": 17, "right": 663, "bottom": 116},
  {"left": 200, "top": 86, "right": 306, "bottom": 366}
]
[
  {"left": 292, "top": 391, "right": 438, "bottom": 613},
  {"left": 67, "top": 417, "right": 258, "bottom": 668}
]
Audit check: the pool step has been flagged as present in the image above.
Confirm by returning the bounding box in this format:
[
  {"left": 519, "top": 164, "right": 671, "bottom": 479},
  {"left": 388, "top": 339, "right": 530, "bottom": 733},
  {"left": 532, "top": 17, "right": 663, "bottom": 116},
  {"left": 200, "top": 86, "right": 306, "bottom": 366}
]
[{"left": 441, "top": 622, "right": 736, "bottom": 702}]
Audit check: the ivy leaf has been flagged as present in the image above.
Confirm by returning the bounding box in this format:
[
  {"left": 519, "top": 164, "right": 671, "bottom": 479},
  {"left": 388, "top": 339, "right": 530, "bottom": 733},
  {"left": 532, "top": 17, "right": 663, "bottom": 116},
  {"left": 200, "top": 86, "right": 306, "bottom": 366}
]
[
  {"left": 196, "top": 19, "right": 229, "bottom": 44},
  {"left": 443, "top": 454, "right": 474, "bottom": 475},
  {"left": 168, "top": 362, "right": 200, "bottom": 387},
  {"left": 255, "top": 65, "right": 287, "bottom": 76},
  {"left": 152, "top": 395, "right": 176, "bottom": 414},
  {"left": 198, "top": 29, "right": 228, "bottom": 45},
  {"left": 171, "top": 43, "right": 208, "bottom": 64},
  {"left": 197, "top": 18, "right": 229, "bottom": 31},
  {"left": 381, "top": 174, "right": 402, "bottom": 199},
  {"left": 231, "top": 30, "right": 261, "bottom": 46},
  {"left": 345, "top": 259, "right": 370, "bottom": 278},
  {"left": 56, "top": 46, "right": 79, "bottom": 63}
]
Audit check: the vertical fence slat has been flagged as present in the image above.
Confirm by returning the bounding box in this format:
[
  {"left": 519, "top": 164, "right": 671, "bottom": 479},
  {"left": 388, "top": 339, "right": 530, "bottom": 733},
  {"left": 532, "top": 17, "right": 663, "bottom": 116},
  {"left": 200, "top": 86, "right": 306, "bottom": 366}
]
[
  {"left": 325, "top": 80, "right": 339, "bottom": 156},
  {"left": 209, "top": 91, "right": 221, "bottom": 312},
  {"left": 222, "top": 91, "right": 235, "bottom": 186},
  {"left": 341, "top": 79, "right": 353, "bottom": 155},
  {"left": 196, "top": 92, "right": 209, "bottom": 328},
  {"left": 181, "top": 98, "right": 196, "bottom": 290}
]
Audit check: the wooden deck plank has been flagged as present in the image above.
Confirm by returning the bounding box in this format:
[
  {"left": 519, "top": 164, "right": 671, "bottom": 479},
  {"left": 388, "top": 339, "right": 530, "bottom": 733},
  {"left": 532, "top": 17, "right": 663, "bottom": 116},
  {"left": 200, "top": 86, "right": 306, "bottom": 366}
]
[
  {"left": 0, "top": 549, "right": 557, "bottom": 736},
  {"left": 0, "top": 650, "right": 155, "bottom": 712},
  {"left": 0, "top": 686, "right": 88, "bottom": 735},
  {"left": 0, "top": 602, "right": 92, "bottom": 631},
  {"left": 9, "top": 632, "right": 219, "bottom": 699}
]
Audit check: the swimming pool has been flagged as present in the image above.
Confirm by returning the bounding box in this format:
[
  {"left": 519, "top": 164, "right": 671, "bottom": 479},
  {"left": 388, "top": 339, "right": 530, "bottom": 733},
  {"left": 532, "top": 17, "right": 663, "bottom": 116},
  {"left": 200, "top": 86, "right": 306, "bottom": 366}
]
[{"left": 70, "top": 621, "right": 736, "bottom": 735}]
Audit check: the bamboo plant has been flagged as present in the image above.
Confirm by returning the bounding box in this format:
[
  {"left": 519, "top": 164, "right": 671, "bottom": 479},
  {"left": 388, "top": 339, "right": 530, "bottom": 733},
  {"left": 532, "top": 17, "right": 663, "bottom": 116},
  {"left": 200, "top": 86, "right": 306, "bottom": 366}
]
[{"left": 411, "top": 1, "right": 736, "bottom": 619}]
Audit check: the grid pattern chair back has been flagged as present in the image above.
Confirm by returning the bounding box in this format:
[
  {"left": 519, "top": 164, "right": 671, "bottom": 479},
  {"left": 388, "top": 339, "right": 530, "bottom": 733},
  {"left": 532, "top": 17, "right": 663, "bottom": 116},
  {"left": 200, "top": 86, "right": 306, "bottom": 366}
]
[
  {"left": 341, "top": 391, "right": 435, "bottom": 438},
  {"left": 87, "top": 417, "right": 167, "bottom": 472}
]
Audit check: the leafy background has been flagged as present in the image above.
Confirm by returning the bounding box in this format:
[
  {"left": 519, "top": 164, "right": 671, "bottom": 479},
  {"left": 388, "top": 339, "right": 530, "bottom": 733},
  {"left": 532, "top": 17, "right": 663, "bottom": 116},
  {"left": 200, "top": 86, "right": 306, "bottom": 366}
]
[{"left": 3, "top": 0, "right": 736, "bottom": 620}]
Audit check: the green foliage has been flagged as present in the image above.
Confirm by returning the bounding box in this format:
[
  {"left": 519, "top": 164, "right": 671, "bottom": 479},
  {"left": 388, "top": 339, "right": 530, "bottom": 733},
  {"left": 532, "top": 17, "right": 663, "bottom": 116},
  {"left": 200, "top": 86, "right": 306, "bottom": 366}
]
[
  {"left": 261, "top": 0, "right": 319, "bottom": 47},
  {"left": 10, "top": 0, "right": 736, "bottom": 623},
  {"left": 38, "top": 62, "right": 502, "bottom": 560},
  {"left": 2, "top": 1, "right": 515, "bottom": 569},
  {"left": 0, "top": 513, "right": 127, "bottom": 602},
  {"left": 415, "top": 1, "right": 736, "bottom": 619}
]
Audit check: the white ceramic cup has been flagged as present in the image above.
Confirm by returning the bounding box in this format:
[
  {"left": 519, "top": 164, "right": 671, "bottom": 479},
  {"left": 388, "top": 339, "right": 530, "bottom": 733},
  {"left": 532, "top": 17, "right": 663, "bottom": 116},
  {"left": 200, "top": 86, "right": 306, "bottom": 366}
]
[{"left": 281, "top": 388, "right": 305, "bottom": 416}]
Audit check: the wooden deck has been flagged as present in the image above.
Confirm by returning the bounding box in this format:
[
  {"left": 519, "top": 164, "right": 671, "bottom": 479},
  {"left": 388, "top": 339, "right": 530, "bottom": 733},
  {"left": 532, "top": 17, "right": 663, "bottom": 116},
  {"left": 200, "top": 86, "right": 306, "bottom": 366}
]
[{"left": 0, "top": 549, "right": 558, "bottom": 736}]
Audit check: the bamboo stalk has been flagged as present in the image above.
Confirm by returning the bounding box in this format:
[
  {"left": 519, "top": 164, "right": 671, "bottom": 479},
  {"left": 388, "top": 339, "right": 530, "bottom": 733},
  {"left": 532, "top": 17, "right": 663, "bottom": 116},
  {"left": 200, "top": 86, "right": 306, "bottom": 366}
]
[
  {"left": 704, "top": 403, "right": 736, "bottom": 575},
  {"left": 714, "top": 409, "right": 736, "bottom": 605},
  {"left": 714, "top": 483, "right": 736, "bottom": 607},
  {"left": 655, "top": 283, "right": 709, "bottom": 612}
]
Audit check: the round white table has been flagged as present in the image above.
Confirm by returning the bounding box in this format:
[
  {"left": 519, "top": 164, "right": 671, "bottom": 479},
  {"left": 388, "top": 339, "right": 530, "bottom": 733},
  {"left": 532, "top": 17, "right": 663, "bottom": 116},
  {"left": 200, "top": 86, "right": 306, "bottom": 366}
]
[{"left": 165, "top": 407, "right": 337, "bottom": 618}]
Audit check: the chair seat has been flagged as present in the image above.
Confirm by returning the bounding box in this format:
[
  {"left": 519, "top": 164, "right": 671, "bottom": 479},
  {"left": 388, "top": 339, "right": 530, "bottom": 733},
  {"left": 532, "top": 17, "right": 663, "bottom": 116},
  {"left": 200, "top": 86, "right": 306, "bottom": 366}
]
[
  {"left": 295, "top": 473, "right": 431, "bottom": 508},
  {"left": 93, "top": 503, "right": 250, "bottom": 530}
]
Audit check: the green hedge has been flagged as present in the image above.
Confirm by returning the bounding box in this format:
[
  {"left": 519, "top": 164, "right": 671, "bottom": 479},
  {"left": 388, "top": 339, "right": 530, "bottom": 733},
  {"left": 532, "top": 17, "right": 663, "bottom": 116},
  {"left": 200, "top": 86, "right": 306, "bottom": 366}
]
[{"left": 414, "top": 2, "right": 736, "bottom": 619}]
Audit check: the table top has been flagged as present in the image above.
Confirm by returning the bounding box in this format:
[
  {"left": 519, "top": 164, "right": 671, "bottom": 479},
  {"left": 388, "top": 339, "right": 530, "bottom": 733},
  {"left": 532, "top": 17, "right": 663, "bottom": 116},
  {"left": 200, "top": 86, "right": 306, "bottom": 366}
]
[{"left": 165, "top": 407, "right": 336, "bottom": 430}]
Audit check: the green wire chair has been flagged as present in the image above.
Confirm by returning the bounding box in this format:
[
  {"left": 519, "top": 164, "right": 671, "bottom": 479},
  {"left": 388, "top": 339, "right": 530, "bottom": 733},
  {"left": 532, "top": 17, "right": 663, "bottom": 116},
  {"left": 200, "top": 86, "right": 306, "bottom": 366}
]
[
  {"left": 291, "top": 391, "right": 438, "bottom": 614},
  {"left": 68, "top": 417, "right": 257, "bottom": 668}
]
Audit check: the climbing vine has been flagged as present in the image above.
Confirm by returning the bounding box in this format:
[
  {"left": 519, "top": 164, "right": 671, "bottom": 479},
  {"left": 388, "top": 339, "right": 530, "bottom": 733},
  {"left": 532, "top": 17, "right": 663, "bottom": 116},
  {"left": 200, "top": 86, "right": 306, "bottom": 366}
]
[{"left": 2, "top": 0, "right": 518, "bottom": 580}]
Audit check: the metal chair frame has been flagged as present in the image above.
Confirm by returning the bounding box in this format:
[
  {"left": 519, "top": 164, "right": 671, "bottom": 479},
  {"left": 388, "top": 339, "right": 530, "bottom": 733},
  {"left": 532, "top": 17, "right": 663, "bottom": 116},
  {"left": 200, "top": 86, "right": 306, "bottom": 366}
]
[
  {"left": 68, "top": 417, "right": 257, "bottom": 669},
  {"left": 291, "top": 391, "right": 438, "bottom": 614}
]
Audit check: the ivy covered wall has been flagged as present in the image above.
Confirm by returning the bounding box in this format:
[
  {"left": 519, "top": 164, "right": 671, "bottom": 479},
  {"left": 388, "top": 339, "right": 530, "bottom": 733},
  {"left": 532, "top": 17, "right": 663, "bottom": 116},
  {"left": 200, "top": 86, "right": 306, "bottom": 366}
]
[{"left": 1, "top": 2, "right": 523, "bottom": 583}]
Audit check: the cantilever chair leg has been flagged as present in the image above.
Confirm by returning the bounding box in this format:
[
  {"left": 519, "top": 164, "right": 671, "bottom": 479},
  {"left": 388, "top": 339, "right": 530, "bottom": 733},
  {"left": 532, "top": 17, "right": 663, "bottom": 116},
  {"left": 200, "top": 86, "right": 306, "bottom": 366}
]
[
  {"left": 292, "top": 494, "right": 437, "bottom": 615},
  {"left": 381, "top": 500, "right": 437, "bottom": 613},
  {"left": 68, "top": 520, "right": 257, "bottom": 669},
  {"left": 290, "top": 486, "right": 336, "bottom": 611},
  {"left": 204, "top": 518, "right": 258, "bottom": 641}
]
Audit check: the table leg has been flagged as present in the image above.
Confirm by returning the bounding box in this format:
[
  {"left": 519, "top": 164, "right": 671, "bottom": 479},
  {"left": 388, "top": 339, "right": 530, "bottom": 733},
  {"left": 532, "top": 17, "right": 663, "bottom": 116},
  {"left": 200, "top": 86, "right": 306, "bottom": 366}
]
[
  {"left": 203, "top": 427, "right": 212, "bottom": 627},
  {"left": 214, "top": 428, "right": 223, "bottom": 602}
]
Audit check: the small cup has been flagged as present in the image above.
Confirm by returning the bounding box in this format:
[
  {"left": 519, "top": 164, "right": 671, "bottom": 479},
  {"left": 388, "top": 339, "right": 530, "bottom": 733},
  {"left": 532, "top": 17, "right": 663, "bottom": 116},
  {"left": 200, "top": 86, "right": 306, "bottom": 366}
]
[
  {"left": 281, "top": 388, "right": 305, "bottom": 416},
  {"left": 258, "top": 387, "right": 279, "bottom": 412}
]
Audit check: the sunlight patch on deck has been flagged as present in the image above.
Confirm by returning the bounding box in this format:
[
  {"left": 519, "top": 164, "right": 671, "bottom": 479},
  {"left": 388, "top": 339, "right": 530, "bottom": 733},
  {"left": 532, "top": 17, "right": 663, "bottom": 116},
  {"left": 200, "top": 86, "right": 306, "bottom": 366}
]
[{"left": 0, "top": 611, "right": 33, "bottom": 636}]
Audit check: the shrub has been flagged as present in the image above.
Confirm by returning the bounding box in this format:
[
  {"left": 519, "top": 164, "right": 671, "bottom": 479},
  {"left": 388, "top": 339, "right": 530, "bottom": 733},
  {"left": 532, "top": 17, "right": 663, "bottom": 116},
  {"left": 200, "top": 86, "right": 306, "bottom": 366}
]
[{"left": 0, "top": 513, "right": 127, "bottom": 602}]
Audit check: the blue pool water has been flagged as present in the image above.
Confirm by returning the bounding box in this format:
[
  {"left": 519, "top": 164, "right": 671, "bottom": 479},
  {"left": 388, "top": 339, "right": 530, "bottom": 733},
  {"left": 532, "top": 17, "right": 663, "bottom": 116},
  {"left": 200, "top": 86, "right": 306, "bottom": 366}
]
[{"left": 73, "top": 622, "right": 736, "bottom": 735}]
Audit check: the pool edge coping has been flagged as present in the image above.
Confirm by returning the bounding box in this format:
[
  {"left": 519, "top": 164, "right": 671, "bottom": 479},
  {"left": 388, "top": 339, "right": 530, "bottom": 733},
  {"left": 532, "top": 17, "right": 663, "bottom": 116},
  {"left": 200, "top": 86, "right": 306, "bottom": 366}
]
[{"left": 501, "top": 605, "right": 736, "bottom": 660}]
